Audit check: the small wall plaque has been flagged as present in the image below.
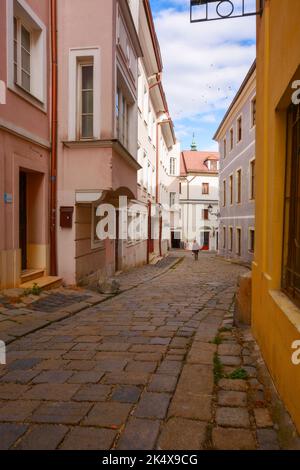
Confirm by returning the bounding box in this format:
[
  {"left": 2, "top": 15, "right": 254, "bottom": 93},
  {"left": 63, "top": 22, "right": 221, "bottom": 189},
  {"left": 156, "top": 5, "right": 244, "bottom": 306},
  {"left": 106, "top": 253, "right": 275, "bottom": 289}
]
[{"left": 4, "top": 193, "right": 13, "bottom": 204}]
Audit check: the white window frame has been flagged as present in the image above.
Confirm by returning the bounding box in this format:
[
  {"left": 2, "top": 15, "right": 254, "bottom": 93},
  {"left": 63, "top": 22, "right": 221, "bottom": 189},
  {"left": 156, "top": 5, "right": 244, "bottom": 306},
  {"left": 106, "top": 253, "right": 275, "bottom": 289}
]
[
  {"left": 223, "top": 226, "right": 227, "bottom": 249},
  {"left": 229, "top": 226, "right": 233, "bottom": 252},
  {"left": 236, "top": 114, "right": 243, "bottom": 144},
  {"left": 236, "top": 227, "right": 242, "bottom": 256},
  {"left": 170, "top": 157, "right": 176, "bottom": 176},
  {"left": 249, "top": 157, "right": 256, "bottom": 201},
  {"left": 77, "top": 60, "right": 94, "bottom": 140},
  {"left": 7, "top": 0, "right": 47, "bottom": 108},
  {"left": 236, "top": 167, "right": 242, "bottom": 204},
  {"left": 68, "top": 47, "right": 101, "bottom": 141},
  {"left": 229, "top": 127, "right": 234, "bottom": 151},
  {"left": 229, "top": 173, "right": 234, "bottom": 205},
  {"left": 250, "top": 95, "right": 256, "bottom": 129},
  {"left": 248, "top": 226, "right": 255, "bottom": 253}
]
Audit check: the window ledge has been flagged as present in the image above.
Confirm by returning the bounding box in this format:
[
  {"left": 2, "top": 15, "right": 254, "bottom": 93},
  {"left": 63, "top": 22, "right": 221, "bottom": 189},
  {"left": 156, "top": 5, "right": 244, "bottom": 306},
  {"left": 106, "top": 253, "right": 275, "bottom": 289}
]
[{"left": 269, "top": 290, "right": 300, "bottom": 332}]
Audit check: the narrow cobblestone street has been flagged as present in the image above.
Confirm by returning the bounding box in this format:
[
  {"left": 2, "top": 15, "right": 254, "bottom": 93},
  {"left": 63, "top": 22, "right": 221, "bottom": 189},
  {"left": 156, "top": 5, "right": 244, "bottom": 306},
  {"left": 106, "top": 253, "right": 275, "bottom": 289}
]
[{"left": 0, "top": 254, "right": 299, "bottom": 450}]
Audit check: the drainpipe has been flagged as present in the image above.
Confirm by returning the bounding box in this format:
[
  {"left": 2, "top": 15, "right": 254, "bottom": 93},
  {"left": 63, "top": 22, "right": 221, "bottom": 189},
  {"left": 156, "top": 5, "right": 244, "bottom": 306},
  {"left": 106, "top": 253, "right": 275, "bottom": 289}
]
[{"left": 50, "top": 0, "right": 58, "bottom": 276}]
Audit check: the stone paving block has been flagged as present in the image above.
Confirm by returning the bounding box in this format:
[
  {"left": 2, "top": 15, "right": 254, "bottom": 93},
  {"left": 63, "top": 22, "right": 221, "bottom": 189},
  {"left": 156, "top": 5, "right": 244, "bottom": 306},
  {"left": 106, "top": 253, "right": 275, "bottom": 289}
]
[
  {"left": 256, "top": 429, "right": 280, "bottom": 450},
  {"left": 134, "top": 392, "right": 171, "bottom": 419},
  {"left": 216, "top": 407, "right": 250, "bottom": 428},
  {"left": 177, "top": 364, "right": 214, "bottom": 395},
  {"left": 97, "top": 343, "right": 130, "bottom": 352},
  {"left": 30, "top": 401, "right": 92, "bottom": 424},
  {"left": 0, "top": 423, "right": 28, "bottom": 449},
  {"left": 63, "top": 360, "right": 97, "bottom": 371},
  {"left": 218, "top": 343, "right": 241, "bottom": 357},
  {"left": 62, "top": 351, "right": 96, "bottom": 360},
  {"left": 212, "top": 427, "right": 256, "bottom": 450},
  {"left": 0, "top": 370, "right": 40, "bottom": 384},
  {"left": 111, "top": 386, "right": 141, "bottom": 403},
  {"left": 254, "top": 408, "right": 273, "bottom": 428},
  {"left": 94, "top": 358, "right": 128, "bottom": 372},
  {"left": 72, "top": 384, "right": 111, "bottom": 402},
  {"left": 0, "top": 383, "right": 29, "bottom": 399},
  {"left": 157, "top": 360, "right": 182, "bottom": 376},
  {"left": 60, "top": 426, "right": 116, "bottom": 450},
  {"left": 134, "top": 353, "right": 162, "bottom": 362},
  {"left": 32, "top": 370, "right": 74, "bottom": 384},
  {"left": 218, "top": 390, "right": 247, "bottom": 407},
  {"left": 219, "top": 355, "right": 241, "bottom": 366},
  {"left": 218, "top": 378, "right": 248, "bottom": 392},
  {"left": 0, "top": 400, "right": 41, "bottom": 422},
  {"left": 68, "top": 371, "right": 104, "bottom": 384},
  {"left": 22, "top": 383, "right": 80, "bottom": 401},
  {"left": 117, "top": 418, "right": 161, "bottom": 450},
  {"left": 103, "top": 372, "right": 149, "bottom": 386},
  {"left": 14, "top": 424, "right": 69, "bottom": 450},
  {"left": 158, "top": 418, "right": 207, "bottom": 450},
  {"left": 8, "top": 358, "right": 42, "bottom": 371},
  {"left": 126, "top": 361, "right": 157, "bottom": 373},
  {"left": 148, "top": 375, "right": 178, "bottom": 393},
  {"left": 168, "top": 392, "right": 212, "bottom": 421},
  {"left": 84, "top": 402, "right": 132, "bottom": 427}
]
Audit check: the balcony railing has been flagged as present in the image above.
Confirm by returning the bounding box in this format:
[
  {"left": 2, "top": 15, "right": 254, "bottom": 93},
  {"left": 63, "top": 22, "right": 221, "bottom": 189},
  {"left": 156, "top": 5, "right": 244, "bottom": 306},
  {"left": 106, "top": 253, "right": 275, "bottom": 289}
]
[{"left": 190, "top": 0, "right": 264, "bottom": 23}]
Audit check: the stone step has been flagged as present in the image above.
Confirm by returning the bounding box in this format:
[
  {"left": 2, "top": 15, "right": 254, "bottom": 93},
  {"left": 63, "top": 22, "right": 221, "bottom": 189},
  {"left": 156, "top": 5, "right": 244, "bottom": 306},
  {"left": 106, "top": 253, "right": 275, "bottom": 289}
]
[
  {"left": 20, "top": 268, "right": 45, "bottom": 284},
  {"left": 20, "top": 276, "right": 62, "bottom": 291}
]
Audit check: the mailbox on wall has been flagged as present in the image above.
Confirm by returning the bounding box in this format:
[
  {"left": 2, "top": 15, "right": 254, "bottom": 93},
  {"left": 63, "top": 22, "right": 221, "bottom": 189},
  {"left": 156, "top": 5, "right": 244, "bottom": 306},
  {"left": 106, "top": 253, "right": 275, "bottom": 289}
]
[{"left": 60, "top": 206, "right": 74, "bottom": 228}]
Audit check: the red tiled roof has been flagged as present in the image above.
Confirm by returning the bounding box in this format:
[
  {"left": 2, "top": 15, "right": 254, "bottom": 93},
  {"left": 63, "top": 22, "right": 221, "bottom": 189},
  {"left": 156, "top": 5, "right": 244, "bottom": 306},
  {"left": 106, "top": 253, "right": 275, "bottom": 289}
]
[{"left": 180, "top": 151, "right": 220, "bottom": 176}]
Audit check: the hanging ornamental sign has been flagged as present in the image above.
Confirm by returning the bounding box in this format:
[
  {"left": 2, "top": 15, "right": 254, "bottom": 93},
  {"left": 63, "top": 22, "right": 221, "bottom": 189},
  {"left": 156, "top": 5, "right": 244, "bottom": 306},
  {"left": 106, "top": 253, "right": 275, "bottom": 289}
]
[{"left": 190, "top": 0, "right": 264, "bottom": 23}]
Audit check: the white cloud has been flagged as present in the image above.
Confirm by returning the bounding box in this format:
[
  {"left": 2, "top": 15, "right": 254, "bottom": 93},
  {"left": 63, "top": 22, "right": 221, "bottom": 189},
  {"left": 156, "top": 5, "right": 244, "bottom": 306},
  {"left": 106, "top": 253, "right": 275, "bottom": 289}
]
[{"left": 153, "top": 7, "right": 256, "bottom": 146}]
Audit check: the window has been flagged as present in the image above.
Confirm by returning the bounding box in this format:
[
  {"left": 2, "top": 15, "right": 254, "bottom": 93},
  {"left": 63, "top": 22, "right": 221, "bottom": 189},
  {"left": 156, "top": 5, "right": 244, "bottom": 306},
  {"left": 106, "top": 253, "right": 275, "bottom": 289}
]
[
  {"left": 236, "top": 228, "right": 241, "bottom": 256},
  {"left": 282, "top": 104, "right": 300, "bottom": 307},
  {"left": 249, "top": 229, "right": 255, "bottom": 253},
  {"left": 223, "top": 180, "right": 226, "bottom": 206},
  {"left": 230, "top": 128, "right": 234, "bottom": 150},
  {"left": 229, "top": 175, "right": 233, "bottom": 205},
  {"left": 170, "top": 192, "right": 176, "bottom": 207},
  {"left": 236, "top": 169, "right": 242, "bottom": 203},
  {"left": 179, "top": 182, "right": 182, "bottom": 195},
  {"left": 78, "top": 62, "right": 94, "bottom": 139},
  {"left": 223, "top": 138, "right": 227, "bottom": 159},
  {"left": 202, "top": 183, "right": 209, "bottom": 195},
  {"left": 223, "top": 227, "right": 226, "bottom": 249},
  {"left": 9, "top": 1, "right": 47, "bottom": 105},
  {"left": 203, "top": 209, "right": 209, "bottom": 220},
  {"left": 251, "top": 97, "right": 256, "bottom": 127},
  {"left": 170, "top": 157, "right": 176, "bottom": 176},
  {"left": 237, "top": 116, "right": 242, "bottom": 142},
  {"left": 250, "top": 159, "right": 255, "bottom": 200},
  {"left": 14, "top": 18, "right": 31, "bottom": 92},
  {"left": 116, "top": 87, "right": 130, "bottom": 149},
  {"left": 143, "top": 86, "right": 148, "bottom": 122},
  {"left": 229, "top": 227, "right": 233, "bottom": 252}
]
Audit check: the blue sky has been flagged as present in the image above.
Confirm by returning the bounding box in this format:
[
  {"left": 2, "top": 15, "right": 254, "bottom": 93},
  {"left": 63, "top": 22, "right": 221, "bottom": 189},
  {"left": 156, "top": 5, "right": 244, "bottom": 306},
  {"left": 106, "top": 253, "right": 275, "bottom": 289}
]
[{"left": 149, "top": 0, "right": 256, "bottom": 151}]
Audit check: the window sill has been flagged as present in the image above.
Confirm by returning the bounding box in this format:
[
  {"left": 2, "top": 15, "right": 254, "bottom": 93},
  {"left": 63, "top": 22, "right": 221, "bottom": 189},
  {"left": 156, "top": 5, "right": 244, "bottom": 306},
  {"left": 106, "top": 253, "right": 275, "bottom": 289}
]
[
  {"left": 269, "top": 289, "right": 300, "bottom": 332},
  {"left": 8, "top": 82, "right": 46, "bottom": 112}
]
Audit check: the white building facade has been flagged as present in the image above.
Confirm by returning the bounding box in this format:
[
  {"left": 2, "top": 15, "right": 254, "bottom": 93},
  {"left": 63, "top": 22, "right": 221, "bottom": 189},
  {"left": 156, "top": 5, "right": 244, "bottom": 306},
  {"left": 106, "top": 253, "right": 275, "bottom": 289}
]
[{"left": 179, "top": 149, "right": 219, "bottom": 251}]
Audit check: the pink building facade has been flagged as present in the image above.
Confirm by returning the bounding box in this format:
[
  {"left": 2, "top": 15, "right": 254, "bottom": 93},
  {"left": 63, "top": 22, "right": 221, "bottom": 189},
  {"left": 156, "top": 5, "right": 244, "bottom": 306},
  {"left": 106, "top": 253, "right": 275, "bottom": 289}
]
[
  {"left": 0, "top": 0, "right": 51, "bottom": 289},
  {"left": 56, "top": 0, "right": 143, "bottom": 285}
]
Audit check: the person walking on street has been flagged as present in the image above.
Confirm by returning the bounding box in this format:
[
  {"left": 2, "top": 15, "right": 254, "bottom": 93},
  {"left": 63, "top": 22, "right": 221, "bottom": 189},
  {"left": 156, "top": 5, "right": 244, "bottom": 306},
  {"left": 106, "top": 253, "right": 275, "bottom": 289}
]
[{"left": 192, "top": 239, "right": 200, "bottom": 261}]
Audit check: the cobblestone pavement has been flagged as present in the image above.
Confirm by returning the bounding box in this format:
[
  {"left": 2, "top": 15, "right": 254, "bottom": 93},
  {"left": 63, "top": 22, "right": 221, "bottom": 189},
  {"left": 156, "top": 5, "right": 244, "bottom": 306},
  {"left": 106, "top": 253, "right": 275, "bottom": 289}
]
[
  {"left": 0, "top": 253, "right": 299, "bottom": 450},
  {"left": 0, "top": 256, "right": 181, "bottom": 345}
]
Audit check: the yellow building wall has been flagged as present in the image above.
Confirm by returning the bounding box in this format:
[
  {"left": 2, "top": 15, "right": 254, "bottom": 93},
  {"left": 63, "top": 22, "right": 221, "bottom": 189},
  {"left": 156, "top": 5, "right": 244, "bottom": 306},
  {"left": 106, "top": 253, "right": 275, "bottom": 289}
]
[{"left": 253, "top": 0, "right": 300, "bottom": 433}]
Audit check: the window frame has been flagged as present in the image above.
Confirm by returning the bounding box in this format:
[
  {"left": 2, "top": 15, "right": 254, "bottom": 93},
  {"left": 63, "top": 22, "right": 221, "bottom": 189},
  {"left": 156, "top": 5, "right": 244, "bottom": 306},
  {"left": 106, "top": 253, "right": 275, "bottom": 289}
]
[
  {"left": 236, "top": 227, "right": 242, "bottom": 256},
  {"left": 7, "top": 0, "right": 47, "bottom": 108},
  {"left": 223, "top": 179, "right": 226, "bottom": 207},
  {"left": 230, "top": 127, "right": 234, "bottom": 151},
  {"left": 236, "top": 168, "right": 242, "bottom": 204},
  {"left": 223, "top": 226, "right": 226, "bottom": 249},
  {"left": 77, "top": 60, "right": 94, "bottom": 141},
  {"left": 251, "top": 96, "right": 256, "bottom": 128},
  {"left": 250, "top": 158, "right": 256, "bottom": 200},
  {"left": 237, "top": 115, "right": 243, "bottom": 143},
  {"left": 202, "top": 182, "right": 209, "bottom": 195},
  {"left": 248, "top": 227, "right": 255, "bottom": 253},
  {"left": 229, "top": 226, "right": 233, "bottom": 252},
  {"left": 229, "top": 174, "right": 233, "bottom": 205}
]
